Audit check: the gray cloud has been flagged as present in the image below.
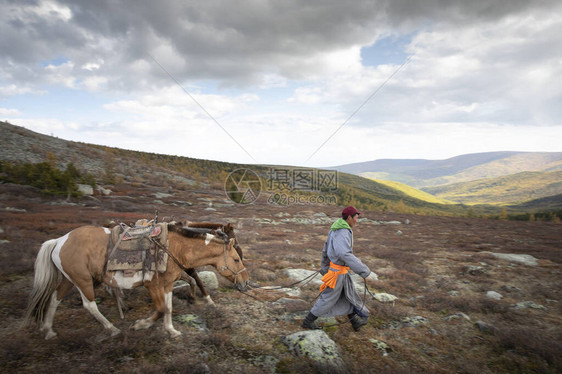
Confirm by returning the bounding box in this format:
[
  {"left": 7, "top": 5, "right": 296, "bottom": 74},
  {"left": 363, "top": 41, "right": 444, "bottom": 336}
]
[{"left": 3, "top": 0, "right": 559, "bottom": 92}]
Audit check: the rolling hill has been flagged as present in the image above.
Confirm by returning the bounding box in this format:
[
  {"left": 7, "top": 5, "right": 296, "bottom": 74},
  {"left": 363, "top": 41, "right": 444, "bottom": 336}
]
[
  {"left": 334, "top": 151, "right": 562, "bottom": 188},
  {"left": 372, "top": 179, "right": 453, "bottom": 205},
  {"left": 0, "top": 121, "right": 466, "bottom": 216},
  {"left": 423, "top": 171, "right": 562, "bottom": 205}
]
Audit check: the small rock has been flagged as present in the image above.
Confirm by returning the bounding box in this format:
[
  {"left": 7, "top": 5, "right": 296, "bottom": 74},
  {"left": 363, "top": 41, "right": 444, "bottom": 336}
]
[
  {"left": 401, "top": 316, "right": 429, "bottom": 327},
  {"left": 475, "top": 320, "right": 497, "bottom": 334},
  {"left": 77, "top": 184, "right": 94, "bottom": 195},
  {"left": 444, "top": 313, "right": 471, "bottom": 321},
  {"left": 512, "top": 301, "right": 547, "bottom": 310},
  {"left": 486, "top": 291, "right": 503, "bottom": 300},
  {"left": 369, "top": 338, "right": 392, "bottom": 356},
  {"left": 96, "top": 186, "right": 112, "bottom": 196},
  {"left": 465, "top": 265, "right": 485, "bottom": 275},
  {"left": 448, "top": 290, "right": 460, "bottom": 297},
  {"left": 395, "top": 230, "right": 403, "bottom": 236},
  {"left": 500, "top": 285, "right": 521, "bottom": 293},
  {"left": 373, "top": 293, "right": 398, "bottom": 303}
]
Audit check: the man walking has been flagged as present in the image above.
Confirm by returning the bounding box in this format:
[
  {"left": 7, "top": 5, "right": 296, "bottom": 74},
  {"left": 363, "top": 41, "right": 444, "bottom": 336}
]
[{"left": 302, "top": 206, "right": 371, "bottom": 331}]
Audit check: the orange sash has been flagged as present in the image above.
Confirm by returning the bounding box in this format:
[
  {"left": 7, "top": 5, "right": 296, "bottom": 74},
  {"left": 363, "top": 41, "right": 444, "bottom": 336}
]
[{"left": 319, "top": 262, "right": 350, "bottom": 292}]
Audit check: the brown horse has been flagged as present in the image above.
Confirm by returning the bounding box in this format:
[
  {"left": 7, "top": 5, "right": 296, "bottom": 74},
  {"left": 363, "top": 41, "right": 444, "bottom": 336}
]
[
  {"left": 179, "top": 222, "right": 243, "bottom": 305},
  {"left": 24, "top": 223, "right": 248, "bottom": 339}
]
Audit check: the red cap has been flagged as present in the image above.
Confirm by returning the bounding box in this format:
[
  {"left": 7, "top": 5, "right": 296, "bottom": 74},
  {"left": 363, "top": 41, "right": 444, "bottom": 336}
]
[{"left": 342, "top": 206, "right": 361, "bottom": 217}]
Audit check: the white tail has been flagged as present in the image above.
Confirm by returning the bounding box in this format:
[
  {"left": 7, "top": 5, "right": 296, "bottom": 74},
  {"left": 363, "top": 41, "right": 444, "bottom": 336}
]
[{"left": 23, "top": 239, "right": 61, "bottom": 327}]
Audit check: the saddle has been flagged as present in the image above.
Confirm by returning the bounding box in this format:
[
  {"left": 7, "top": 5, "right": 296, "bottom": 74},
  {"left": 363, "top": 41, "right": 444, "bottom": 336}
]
[{"left": 106, "top": 222, "right": 169, "bottom": 273}]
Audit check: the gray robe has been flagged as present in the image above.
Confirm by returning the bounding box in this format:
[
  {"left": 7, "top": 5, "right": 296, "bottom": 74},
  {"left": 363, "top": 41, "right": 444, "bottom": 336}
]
[{"left": 311, "top": 227, "right": 371, "bottom": 318}]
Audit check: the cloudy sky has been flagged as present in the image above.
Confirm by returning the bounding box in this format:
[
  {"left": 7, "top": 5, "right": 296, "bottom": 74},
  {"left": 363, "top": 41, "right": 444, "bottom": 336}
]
[{"left": 1, "top": 0, "right": 561, "bottom": 167}]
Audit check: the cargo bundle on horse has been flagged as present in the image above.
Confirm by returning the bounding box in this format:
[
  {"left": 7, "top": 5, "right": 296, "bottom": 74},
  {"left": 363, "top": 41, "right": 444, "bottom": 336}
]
[{"left": 24, "top": 222, "right": 249, "bottom": 339}]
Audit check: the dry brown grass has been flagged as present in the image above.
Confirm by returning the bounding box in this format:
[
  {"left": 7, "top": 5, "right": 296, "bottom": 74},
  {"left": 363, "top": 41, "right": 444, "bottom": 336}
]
[{"left": 1, "top": 182, "right": 561, "bottom": 373}]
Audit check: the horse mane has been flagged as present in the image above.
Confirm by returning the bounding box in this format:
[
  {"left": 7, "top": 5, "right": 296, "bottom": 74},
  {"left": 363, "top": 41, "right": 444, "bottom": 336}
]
[
  {"left": 167, "top": 223, "right": 229, "bottom": 243},
  {"left": 184, "top": 222, "right": 234, "bottom": 235},
  {"left": 172, "top": 221, "right": 242, "bottom": 259}
]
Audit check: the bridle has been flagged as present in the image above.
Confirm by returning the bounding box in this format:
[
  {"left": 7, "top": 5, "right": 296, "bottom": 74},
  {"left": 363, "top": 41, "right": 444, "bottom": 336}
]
[{"left": 218, "top": 240, "right": 247, "bottom": 285}]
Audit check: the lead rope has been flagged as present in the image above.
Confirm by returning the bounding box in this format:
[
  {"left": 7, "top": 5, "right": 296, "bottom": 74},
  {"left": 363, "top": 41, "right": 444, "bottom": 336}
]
[{"left": 237, "top": 269, "right": 322, "bottom": 303}]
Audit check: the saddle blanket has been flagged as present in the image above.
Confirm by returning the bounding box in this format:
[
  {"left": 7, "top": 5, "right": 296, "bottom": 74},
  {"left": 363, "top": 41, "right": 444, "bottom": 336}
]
[{"left": 107, "top": 223, "right": 169, "bottom": 272}]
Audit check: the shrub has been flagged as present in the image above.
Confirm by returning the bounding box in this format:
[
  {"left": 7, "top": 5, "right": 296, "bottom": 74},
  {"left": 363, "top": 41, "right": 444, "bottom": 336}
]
[{"left": 0, "top": 161, "right": 95, "bottom": 197}]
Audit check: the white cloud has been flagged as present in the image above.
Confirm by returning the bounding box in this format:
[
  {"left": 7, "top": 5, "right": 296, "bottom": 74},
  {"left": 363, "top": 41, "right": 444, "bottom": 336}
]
[
  {"left": 0, "top": 107, "right": 20, "bottom": 116},
  {"left": 0, "top": 84, "right": 46, "bottom": 99}
]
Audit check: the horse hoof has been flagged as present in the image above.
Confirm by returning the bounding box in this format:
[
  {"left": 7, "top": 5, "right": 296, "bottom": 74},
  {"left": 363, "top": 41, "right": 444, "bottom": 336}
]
[
  {"left": 110, "top": 327, "right": 121, "bottom": 337},
  {"left": 45, "top": 331, "right": 57, "bottom": 340},
  {"left": 169, "top": 330, "right": 182, "bottom": 338},
  {"left": 204, "top": 296, "right": 215, "bottom": 306},
  {"left": 132, "top": 319, "right": 152, "bottom": 330}
]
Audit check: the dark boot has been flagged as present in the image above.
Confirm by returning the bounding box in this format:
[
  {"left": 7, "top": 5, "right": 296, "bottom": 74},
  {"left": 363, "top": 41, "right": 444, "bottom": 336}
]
[
  {"left": 349, "top": 313, "right": 368, "bottom": 332},
  {"left": 302, "top": 312, "right": 321, "bottom": 330}
]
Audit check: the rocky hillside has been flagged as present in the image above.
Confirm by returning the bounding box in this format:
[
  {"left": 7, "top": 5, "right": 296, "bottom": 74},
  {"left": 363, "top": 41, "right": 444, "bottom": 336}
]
[{"left": 1, "top": 121, "right": 478, "bottom": 216}]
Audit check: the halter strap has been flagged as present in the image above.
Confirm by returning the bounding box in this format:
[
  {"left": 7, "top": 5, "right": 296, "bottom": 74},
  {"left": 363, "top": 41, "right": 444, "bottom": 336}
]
[{"left": 219, "top": 241, "right": 247, "bottom": 284}]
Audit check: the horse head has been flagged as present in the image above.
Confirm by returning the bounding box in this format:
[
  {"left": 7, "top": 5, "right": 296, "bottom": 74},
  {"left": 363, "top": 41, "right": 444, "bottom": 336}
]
[{"left": 216, "top": 236, "right": 249, "bottom": 291}]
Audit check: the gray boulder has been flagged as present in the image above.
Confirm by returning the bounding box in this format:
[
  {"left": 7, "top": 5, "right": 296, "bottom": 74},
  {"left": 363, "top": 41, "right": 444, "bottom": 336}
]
[
  {"left": 77, "top": 184, "right": 93, "bottom": 195},
  {"left": 373, "top": 292, "right": 398, "bottom": 303},
  {"left": 486, "top": 291, "right": 503, "bottom": 300},
  {"left": 198, "top": 271, "right": 219, "bottom": 290},
  {"left": 281, "top": 330, "right": 345, "bottom": 372},
  {"left": 283, "top": 268, "right": 323, "bottom": 286},
  {"left": 481, "top": 252, "right": 538, "bottom": 266},
  {"left": 512, "top": 301, "right": 547, "bottom": 310}
]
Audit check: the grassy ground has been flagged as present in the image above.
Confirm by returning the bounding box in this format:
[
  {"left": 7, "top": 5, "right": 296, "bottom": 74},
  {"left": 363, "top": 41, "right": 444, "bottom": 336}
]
[{"left": 0, "top": 182, "right": 560, "bottom": 373}]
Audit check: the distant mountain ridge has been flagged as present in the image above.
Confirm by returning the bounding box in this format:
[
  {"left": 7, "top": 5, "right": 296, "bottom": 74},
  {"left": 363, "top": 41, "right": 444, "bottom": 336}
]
[{"left": 333, "top": 151, "right": 562, "bottom": 188}]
